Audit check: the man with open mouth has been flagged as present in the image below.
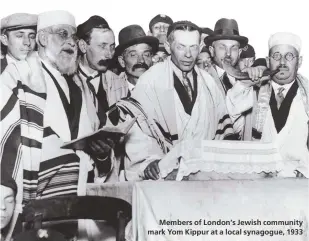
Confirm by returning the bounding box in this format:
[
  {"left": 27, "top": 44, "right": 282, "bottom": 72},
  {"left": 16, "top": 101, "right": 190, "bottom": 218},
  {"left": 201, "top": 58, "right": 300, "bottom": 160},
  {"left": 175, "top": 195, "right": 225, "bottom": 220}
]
[
  {"left": 0, "top": 10, "right": 116, "bottom": 217},
  {"left": 0, "top": 13, "right": 37, "bottom": 73},
  {"left": 227, "top": 32, "right": 309, "bottom": 178}
]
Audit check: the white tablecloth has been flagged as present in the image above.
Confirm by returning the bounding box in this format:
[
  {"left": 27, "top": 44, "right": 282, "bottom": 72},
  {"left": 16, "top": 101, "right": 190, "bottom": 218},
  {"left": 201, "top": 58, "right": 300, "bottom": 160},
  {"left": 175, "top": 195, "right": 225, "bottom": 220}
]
[{"left": 132, "top": 179, "right": 309, "bottom": 241}]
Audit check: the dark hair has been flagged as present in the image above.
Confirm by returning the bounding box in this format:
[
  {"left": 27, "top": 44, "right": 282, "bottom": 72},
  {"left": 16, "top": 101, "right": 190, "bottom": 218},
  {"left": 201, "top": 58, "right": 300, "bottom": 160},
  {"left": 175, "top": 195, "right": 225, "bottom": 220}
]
[
  {"left": 168, "top": 25, "right": 201, "bottom": 44},
  {"left": 80, "top": 25, "right": 111, "bottom": 44}
]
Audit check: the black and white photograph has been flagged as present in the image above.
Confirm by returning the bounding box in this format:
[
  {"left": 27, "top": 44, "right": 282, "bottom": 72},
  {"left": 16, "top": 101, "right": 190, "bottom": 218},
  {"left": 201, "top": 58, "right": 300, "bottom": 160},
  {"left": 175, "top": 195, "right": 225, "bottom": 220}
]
[{"left": 0, "top": 0, "right": 308, "bottom": 240}]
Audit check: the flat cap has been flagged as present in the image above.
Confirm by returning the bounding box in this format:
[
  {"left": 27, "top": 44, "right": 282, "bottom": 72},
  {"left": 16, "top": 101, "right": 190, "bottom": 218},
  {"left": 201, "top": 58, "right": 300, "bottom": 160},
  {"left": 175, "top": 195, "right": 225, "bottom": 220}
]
[
  {"left": 240, "top": 44, "right": 255, "bottom": 59},
  {"left": 149, "top": 14, "right": 173, "bottom": 31},
  {"left": 167, "top": 20, "right": 201, "bottom": 37},
  {"left": 77, "top": 15, "right": 110, "bottom": 39},
  {"left": 1, "top": 13, "right": 37, "bottom": 32}
]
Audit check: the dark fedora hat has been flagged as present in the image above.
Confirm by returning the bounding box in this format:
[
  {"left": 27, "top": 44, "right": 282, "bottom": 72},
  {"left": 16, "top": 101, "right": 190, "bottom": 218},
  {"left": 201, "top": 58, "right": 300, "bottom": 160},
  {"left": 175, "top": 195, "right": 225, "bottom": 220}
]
[
  {"left": 205, "top": 18, "right": 248, "bottom": 47},
  {"left": 115, "top": 24, "right": 159, "bottom": 57}
]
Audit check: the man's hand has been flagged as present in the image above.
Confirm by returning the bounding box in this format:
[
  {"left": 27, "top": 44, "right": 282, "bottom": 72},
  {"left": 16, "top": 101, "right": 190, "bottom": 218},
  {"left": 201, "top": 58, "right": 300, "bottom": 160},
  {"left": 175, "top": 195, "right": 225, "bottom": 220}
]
[
  {"left": 144, "top": 160, "right": 161, "bottom": 180},
  {"left": 87, "top": 138, "right": 115, "bottom": 159},
  {"left": 240, "top": 66, "right": 267, "bottom": 87}
]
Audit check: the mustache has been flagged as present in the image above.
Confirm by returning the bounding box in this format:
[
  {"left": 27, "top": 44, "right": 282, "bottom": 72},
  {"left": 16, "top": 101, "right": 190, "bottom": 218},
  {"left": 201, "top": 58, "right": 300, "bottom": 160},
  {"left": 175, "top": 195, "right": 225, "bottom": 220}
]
[
  {"left": 98, "top": 59, "right": 111, "bottom": 66},
  {"left": 132, "top": 63, "right": 149, "bottom": 71},
  {"left": 277, "top": 64, "right": 289, "bottom": 70}
]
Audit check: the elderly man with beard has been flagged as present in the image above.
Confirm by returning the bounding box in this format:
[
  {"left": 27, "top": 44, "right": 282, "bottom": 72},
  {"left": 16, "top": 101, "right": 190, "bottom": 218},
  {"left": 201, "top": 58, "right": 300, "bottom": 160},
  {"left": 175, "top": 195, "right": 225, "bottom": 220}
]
[
  {"left": 108, "top": 21, "right": 235, "bottom": 181},
  {"left": 76, "top": 16, "right": 128, "bottom": 118},
  {"left": 0, "top": 13, "right": 37, "bottom": 73},
  {"left": 205, "top": 18, "right": 266, "bottom": 140},
  {"left": 0, "top": 10, "right": 114, "bottom": 216},
  {"left": 227, "top": 32, "right": 309, "bottom": 178},
  {"left": 117, "top": 24, "right": 159, "bottom": 91}
]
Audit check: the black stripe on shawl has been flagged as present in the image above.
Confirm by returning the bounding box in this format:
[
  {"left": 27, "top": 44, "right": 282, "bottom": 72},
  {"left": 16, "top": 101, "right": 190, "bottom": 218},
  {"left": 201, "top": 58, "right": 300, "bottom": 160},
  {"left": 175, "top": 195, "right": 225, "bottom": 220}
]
[
  {"left": 0, "top": 93, "right": 18, "bottom": 121},
  {"left": 252, "top": 128, "right": 262, "bottom": 139},
  {"left": 215, "top": 124, "right": 234, "bottom": 135},
  {"left": 1, "top": 124, "right": 21, "bottom": 178},
  {"left": 218, "top": 114, "right": 230, "bottom": 124},
  {"left": 43, "top": 127, "right": 60, "bottom": 138},
  {"left": 21, "top": 137, "right": 42, "bottom": 148},
  {"left": 20, "top": 105, "right": 44, "bottom": 127},
  {"left": 39, "top": 153, "right": 80, "bottom": 173},
  {"left": 23, "top": 170, "right": 39, "bottom": 182}
]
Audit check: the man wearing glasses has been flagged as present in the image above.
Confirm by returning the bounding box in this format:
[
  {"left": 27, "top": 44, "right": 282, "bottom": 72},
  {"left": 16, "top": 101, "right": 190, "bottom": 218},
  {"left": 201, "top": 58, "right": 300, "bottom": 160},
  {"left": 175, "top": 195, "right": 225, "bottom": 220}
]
[
  {"left": 227, "top": 32, "right": 309, "bottom": 178},
  {"left": 0, "top": 10, "right": 114, "bottom": 207}
]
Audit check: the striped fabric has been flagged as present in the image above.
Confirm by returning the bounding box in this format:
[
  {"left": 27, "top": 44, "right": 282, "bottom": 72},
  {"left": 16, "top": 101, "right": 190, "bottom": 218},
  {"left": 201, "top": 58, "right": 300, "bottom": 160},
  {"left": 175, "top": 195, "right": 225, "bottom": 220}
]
[{"left": 0, "top": 55, "right": 81, "bottom": 206}]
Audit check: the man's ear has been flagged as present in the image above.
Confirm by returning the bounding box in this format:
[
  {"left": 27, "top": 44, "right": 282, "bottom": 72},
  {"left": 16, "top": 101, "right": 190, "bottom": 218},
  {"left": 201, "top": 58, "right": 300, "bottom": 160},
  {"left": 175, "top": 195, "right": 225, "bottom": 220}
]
[
  {"left": 118, "top": 55, "right": 125, "bottom": 68},
  {"left": 78, "top": 39, "right": 87, "bottom": 54},
  {"left": 266, "top": 56, "right": 270, "bottom": 68},
  {"left": 298, "top": 56, "right": 303, "bottom": 69},
  {"left": 209, "top": 45, "right": 215, "bottom": 58},
  {"left": 37, "top": 31, "right": 48, "bottom": 47},
  {"left": 0, "top": 34, "right": 8, "bottom": 46},
  {"left": 164, "top": 41, "right": 171, "bottom": 55},
  {"left": 238, "top": 48, "right": 242, "bottom": 57}
]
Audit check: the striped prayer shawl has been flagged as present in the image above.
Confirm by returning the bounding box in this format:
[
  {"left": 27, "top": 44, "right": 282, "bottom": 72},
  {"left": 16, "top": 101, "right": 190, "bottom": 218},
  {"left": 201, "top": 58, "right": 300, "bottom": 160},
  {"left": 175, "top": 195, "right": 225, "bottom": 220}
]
[{"left": 0, "top": 54, "right": 81, "bottom": 205}]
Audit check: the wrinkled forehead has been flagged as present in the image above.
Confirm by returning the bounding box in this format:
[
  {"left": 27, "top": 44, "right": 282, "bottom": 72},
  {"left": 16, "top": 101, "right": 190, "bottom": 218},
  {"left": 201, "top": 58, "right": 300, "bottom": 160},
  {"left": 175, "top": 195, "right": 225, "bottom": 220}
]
[
  {"left": 198, "top": 52, "right": 211, "bottom": 58},
  {"left": 213, "top": 39, "right": 240, "bottom": 47},
  {"left": 7, "top": 28, "right": 36, "bottom": 35},
  {"left": 153, "top": 22, "right": 170, "bottom": 28},
  {"left": 173, "top": 30, "right": 200, "bottom": 45},
  {"left": 124, "top": 43, "right": 152, "bottom": 53},
  {"left": 269, "top": 44, "right": 298, "bottom": 55},
  {"left": 50, "top": 24, "right": 76, "bottom": 33}
]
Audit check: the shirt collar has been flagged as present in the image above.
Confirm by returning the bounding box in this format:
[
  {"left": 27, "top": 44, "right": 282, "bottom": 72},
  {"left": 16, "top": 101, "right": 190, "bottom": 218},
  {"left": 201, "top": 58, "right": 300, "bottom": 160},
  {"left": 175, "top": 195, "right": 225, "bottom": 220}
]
[
  {"left": 215, "top": 65, "right": 225, "bottom": 78},
  {"left": 6, "top": 54, "right": 18, "bottom": 64},
  {"left": 271, "top": 80, "right": 296, "bottom": 97},
  {"left": 79, "top": 63, "right": 99, "bottom": 79},
  {"left": 170, "top": 58, "right": 194, "bottom": 80},
  {"left": 120, "top": 72, "right": 135, "bottom": 91}
]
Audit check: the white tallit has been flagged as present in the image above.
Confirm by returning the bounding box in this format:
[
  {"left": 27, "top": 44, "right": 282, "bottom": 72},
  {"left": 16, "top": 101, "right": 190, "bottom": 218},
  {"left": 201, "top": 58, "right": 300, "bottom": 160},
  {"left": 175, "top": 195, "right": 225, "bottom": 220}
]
[{"left": 121, "top": 57, "right": 234, "bottom": 180}]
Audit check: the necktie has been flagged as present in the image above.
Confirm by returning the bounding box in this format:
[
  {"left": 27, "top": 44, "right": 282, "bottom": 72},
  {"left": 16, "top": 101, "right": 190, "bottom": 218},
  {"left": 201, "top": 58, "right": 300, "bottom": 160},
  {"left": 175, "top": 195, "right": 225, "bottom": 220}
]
[
  {"left": 86, "top": 76, "right": 98, "bottom": 107},
  {"left": 275, "top": 87, "right": 285, "bottom": 109},
  {"left": 182, "top": 72, "right": 193, "bottom": 101}
]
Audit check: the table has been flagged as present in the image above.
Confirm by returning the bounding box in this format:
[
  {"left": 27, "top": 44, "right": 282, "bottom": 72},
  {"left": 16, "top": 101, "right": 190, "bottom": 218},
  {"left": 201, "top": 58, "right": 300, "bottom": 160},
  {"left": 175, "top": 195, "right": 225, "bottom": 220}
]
[
  {"left": 132, "top": 179, "right": 309, "bottom": 241},
  {"left": 86, "top": 179, "right": 309, "bottom": 241}
]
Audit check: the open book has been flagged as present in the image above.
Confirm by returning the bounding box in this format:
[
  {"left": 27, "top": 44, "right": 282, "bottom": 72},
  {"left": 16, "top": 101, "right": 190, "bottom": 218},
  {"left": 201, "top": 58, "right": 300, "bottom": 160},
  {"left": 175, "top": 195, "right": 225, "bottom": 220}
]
[{"left": 61, "top": 117, "right": 137, "bottom": 150}]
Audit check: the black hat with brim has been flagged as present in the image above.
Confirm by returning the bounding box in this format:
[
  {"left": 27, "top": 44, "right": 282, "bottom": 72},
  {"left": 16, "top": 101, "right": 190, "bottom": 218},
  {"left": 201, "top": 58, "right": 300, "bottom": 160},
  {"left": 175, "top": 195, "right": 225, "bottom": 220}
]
[
  {"left": 204, "top": 18, "right": 248, "bottom": 47},
  {"left": 115, "top": 24, "right": 159, "bottom": 57}
]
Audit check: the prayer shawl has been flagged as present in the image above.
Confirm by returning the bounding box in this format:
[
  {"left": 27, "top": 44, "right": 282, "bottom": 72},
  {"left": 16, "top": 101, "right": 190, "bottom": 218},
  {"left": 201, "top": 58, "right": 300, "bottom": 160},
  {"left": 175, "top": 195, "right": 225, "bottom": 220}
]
[
  {"left": 0, "top": 55, "right": 8, "bottom": 74},
  {"left": 110, "top": 57, "right": 234, "bottom": 180},
  {"left": 251, "top": 74, "right": 309, "bottom": 177},
  {"left": 0, "top": 52, "right": 101, "bottom": 208},
  {"left": 77, "top": 65, "right": 129, "bottom": 111}
]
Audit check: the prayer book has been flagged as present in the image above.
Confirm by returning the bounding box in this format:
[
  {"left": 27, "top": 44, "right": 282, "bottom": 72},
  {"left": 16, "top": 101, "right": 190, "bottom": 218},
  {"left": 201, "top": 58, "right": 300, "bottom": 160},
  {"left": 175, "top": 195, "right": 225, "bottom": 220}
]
[{"left": 61, "top": 117, "right": 137, "bottom": 150}]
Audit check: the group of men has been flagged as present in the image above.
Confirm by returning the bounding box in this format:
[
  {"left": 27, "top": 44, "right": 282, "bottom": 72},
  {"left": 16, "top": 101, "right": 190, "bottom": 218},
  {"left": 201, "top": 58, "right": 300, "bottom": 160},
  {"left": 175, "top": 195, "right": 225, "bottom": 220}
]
[{"left": 0, "top": 9, "right": 308, "bottom": 239}]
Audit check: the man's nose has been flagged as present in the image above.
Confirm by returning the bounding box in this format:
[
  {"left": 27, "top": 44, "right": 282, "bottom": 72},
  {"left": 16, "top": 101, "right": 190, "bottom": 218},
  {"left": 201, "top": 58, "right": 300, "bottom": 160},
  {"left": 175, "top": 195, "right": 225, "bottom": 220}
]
[
  {"left": 104, "top": 49, "right": 114, "bottom": 59},
  {"left": 0, "top": 201, "right": 6, "bottom": 210},
  {"left": 137, "top": 54, "right": 145, "bottom": 63},
  {"left": 184, "top": 48, "right": 192, "bottom": 58},
  {"left": 279, "top": 54, "right": 287, "bottom": 64},
  {"left": 225, "top": 48, "right": 231, "bottom": 56},
  {"left": 23, "top": 36, "right": 31, "bottom": 46}
]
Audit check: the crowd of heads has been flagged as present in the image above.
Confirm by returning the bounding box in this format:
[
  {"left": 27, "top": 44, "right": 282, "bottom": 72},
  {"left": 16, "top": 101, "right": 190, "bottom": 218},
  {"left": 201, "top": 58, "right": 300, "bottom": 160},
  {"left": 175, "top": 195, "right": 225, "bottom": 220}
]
[{"left": 0, "top": 11, "right": 304, "bottom": 85}]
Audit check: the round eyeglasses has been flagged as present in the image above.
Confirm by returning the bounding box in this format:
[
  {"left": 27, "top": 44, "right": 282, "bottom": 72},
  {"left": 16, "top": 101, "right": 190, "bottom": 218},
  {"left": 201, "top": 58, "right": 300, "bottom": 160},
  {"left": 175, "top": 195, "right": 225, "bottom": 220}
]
[{"left": 271, "top": 52, "right": 298, "bottom": 62}]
